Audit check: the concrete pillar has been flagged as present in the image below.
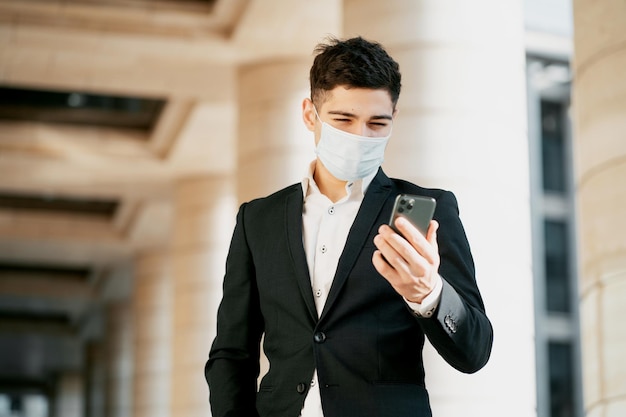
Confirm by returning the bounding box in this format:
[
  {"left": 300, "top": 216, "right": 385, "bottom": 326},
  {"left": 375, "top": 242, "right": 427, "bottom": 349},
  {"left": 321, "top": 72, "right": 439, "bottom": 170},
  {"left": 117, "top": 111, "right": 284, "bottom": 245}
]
[
  {"left": 344, "top": 1, "right": 534, "bottom": 416},
  {"left": 55, "top": 372, "right": 83, "bottom": 417},
  {"left": 237, "top": 59, "right": 315, "bottom": 203},
  {"left": 84, "top": 341, "right": 105, "bottom": 417},
  {"left": 571, "top": 1, "right": 626, "bottom": 415},
  {"left": 170, "top": 176, "right": 235, "bottom": 417},
  {"left": 105, "top": 301, "right": 133, "bottom": 417},
  {"left": 22, "top": 394, "right": 49, "bottom": 417},
  {"left": 236, "top": 57, "right": 319, "bottom": 380},
  {"left": 133, "top": 250, "right": 171, "bottom": 417}
]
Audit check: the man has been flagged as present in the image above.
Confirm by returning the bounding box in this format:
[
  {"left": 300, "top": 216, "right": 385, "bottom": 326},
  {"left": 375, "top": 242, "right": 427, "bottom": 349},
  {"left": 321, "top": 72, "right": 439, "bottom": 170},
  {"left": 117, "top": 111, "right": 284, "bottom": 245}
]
[{"left": 205, "top": 36, "right": 493, "bottom": 417}]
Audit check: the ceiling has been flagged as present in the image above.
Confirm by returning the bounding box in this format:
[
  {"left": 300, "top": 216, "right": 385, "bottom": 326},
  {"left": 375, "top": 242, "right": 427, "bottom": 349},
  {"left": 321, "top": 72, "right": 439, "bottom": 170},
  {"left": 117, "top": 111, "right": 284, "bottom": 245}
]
[{"left": 0, "top": 0, "right": 340, "bottom": 396}]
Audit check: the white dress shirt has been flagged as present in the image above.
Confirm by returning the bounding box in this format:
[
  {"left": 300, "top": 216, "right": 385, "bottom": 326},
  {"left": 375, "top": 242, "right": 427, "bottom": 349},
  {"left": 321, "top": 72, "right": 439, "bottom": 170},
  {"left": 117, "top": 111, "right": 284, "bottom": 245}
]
[{"left": 298, "top": 162, "right": 442, "bottom": 417}]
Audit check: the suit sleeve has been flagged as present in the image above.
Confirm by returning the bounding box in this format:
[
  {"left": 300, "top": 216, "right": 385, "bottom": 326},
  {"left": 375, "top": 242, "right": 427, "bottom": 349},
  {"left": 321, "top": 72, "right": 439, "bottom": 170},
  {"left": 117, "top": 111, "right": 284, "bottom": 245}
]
[
  {"left": 205, "top": 203, "right": 263, "bottom": 417},
  {"left": 417, "top": 191, "right": 493, "bottom": 373}
]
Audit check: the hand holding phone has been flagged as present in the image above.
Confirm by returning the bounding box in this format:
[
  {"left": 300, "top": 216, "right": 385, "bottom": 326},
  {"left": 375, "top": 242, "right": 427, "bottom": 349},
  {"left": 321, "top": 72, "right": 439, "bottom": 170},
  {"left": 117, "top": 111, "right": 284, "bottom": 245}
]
[{"left": 389, "top": 194, "right": 436, "bottom": 237}]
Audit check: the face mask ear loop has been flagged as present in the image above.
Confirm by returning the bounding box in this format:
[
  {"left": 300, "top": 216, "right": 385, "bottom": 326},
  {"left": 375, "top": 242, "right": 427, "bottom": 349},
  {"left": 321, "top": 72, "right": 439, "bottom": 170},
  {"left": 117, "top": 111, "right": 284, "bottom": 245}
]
[{"left": 312, "top": 104, "right": 322, "bottom": 124}]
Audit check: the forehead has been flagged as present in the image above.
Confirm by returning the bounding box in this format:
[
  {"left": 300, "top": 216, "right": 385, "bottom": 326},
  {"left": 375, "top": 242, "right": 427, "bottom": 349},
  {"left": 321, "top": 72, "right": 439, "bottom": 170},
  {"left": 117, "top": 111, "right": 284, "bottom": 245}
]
[{"left": 319, "top": 86, "right": 395, "bottom": 115}]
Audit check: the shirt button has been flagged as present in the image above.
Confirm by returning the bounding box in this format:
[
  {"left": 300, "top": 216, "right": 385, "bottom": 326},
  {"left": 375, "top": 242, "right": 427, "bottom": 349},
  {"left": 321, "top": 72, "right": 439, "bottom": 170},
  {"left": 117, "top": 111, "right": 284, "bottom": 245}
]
[
  {"left": 320, "top": 245, "right": 327, "bottom": 254},
  {"left": 315, "top": 289, "right": 322, "bottom": 298},
  {"left": 328, "top": 206, "right": 335, "bottom": 215},
  {"left": 311, "top": 379, "right": 316, "bottom": 387}
]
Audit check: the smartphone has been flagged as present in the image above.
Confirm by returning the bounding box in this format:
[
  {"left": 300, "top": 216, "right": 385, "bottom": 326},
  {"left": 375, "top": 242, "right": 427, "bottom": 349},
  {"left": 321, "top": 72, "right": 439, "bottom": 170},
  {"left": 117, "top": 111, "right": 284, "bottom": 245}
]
[{"left": 388, "top": 194, "right": 436, "bottom": 236}]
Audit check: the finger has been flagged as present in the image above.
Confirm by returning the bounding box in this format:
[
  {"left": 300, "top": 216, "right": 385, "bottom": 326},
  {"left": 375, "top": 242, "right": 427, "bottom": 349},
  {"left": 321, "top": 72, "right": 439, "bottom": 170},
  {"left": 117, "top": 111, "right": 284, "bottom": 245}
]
[
  {"left": 375, "top": 232, "right": 429, "bottom": 280},
  {"left": 372, "top": 250, "right": 400, "bottom": 281},
  {"left": 373, "top": 233, "right": 406, "bottom": 270},
  {"left": 426, "top": 220, "right": 439, "bottom": 245},
  {"left": 424, "top": 220, "right": 439, "bottom": 263},
  {"left": 398, "top": 218, "right": 439, "bottom": 267},
  {"left": 394, "top": 217, "right": 429, "bottom": 250},
  {"left": 390, "top": 218, "right": 437, "bottom": 266}
]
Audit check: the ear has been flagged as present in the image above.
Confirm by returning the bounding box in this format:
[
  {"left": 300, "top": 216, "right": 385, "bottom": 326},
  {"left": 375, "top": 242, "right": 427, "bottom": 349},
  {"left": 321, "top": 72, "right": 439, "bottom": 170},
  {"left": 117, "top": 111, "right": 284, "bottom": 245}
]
[{"left": 302, "top": 98, "right": 316, "bottom": 132}]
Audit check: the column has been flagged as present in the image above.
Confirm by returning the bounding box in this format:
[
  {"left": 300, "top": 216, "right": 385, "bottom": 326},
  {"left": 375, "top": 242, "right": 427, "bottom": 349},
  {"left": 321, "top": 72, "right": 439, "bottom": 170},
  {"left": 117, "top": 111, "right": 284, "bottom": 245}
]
[
  {"left": 236, "top": 56, "right": 319, "bottom": 381},
  {"left": 22, "top": 394, "right": 49, "bottom": 417},
  {"left": 133, "top": 250, "right": 171, "bottom": 417},
  {"left": 84, "top": 341, "right": 105, "bottom": 417},
  {"left": 170, "top": 176, "right": 236, "bottom": 417},
  {"left": 105, "top": 301, "right": 133, "bottom": 417},
  {"left": 237, "top": 59, "right": 315, "bottom": 203},
  {"left": 54, "top": 372, "right": 83, "bottom": 417},
  {"left": 344, "top": 1, "right": 534, "bottom": 416},
  {"left": 571, "top": 1, "right": 626, "bottom": 415}
]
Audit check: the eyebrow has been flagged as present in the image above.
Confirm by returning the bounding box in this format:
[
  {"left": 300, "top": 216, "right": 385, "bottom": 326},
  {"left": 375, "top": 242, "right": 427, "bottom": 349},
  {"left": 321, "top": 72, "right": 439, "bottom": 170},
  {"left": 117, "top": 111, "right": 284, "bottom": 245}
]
[{"left": 327, "top": 110, "right": 393, "bottom": 120}]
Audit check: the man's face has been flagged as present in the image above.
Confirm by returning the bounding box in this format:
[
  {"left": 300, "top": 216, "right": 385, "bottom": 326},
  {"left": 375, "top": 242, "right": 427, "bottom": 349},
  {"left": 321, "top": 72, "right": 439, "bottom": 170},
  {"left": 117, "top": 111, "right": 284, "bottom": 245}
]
[{"left": 303, "top": 86, "right": 396, "bottom": 145}]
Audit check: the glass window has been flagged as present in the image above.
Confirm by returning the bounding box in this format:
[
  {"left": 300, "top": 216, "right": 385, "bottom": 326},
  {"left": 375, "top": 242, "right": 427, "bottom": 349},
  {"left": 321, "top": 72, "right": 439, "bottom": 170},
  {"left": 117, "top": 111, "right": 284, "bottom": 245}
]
[
  {"left": 549, "top": 342, "right": 575, "bottom": 417},
  {"left": 541, "top": 100, "right": 567, "bottom": 193},
  {"left": 544, "top": 220, "right": 570, "bottom": 313}
]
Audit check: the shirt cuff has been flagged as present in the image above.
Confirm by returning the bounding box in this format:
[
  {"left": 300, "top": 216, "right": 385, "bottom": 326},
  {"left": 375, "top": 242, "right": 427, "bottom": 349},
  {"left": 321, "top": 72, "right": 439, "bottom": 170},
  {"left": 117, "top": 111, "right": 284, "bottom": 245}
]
[{"left": 404, "top": 274, "right": 443, "bottom": 318}]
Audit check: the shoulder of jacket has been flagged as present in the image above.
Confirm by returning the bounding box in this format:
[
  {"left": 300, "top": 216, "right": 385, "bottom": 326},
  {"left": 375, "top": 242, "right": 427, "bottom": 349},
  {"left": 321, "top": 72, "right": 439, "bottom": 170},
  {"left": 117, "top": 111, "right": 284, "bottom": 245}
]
[
  {"left": 389, "top": 178, "right": 451, "bottom": 199},
  {"left": 244, "top": 183, "right": 302, "bottom": 207}
]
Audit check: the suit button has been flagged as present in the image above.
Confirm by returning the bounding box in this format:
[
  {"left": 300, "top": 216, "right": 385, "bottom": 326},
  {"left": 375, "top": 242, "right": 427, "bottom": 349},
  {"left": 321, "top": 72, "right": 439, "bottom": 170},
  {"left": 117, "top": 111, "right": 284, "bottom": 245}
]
[
  {"left": 444, "top": 314, "right": 457, "bottom": 333},
  {"left": 296, "top": 383, "right": 307, "bottom": 394},
  {"left": 314, "top": 332, "right": 326, "bottom": 343}
]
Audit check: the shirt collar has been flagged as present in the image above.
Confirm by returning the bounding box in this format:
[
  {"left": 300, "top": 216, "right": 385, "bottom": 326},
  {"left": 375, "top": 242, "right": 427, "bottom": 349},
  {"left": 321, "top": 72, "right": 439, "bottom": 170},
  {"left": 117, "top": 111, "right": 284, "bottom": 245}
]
[{"left": 301, "top": 160, "right": 377, "bottom": 200}]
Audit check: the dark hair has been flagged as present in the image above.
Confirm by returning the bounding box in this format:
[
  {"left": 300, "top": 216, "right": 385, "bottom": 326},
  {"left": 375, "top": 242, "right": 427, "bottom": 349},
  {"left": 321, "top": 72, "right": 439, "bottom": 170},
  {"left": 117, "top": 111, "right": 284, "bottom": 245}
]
[{"left": 309, "top": 36, "right": 402, "bottom": 108}]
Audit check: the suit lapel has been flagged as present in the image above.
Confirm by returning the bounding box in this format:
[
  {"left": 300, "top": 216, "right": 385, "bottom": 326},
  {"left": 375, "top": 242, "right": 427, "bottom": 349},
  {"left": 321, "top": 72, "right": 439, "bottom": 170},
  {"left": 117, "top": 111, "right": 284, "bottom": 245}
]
[
  {"left": 319, "top": 170, "right": 393, "bottom": 320},
  {"left": 285, "top": 186, "right": 318, "bottom": 322}
]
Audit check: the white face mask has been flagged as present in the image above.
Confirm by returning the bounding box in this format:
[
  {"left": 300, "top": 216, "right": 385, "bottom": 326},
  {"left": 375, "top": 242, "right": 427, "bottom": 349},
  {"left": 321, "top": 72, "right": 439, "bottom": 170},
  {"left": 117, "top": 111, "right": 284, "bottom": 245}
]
[{"left": 314, "top": 107, "right": 391, "bottom": 181}]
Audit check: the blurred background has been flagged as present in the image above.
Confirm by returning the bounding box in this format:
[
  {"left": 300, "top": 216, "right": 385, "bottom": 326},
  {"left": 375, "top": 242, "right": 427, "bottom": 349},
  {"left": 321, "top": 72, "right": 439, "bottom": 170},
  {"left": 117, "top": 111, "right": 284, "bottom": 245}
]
[{"left": 0, "top": 1, "right": 624, "bottom": 416}]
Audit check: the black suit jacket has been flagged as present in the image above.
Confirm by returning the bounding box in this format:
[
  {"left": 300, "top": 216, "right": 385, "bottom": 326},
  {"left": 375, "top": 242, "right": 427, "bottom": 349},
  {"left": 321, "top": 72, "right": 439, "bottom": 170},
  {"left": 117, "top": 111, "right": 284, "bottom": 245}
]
[{"left": 205, "top": 169, "right": 493, "bottom": 417}]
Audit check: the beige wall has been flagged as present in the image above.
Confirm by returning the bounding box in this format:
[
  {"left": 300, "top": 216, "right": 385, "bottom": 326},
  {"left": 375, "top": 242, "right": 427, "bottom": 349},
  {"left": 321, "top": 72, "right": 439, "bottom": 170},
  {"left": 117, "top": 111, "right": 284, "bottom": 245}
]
[
  {"left": 343, "top": 1, "right": 535, "bottom": 415},
  {"left": 572, "top": 0, "right": 626, "bottom": 415}
]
